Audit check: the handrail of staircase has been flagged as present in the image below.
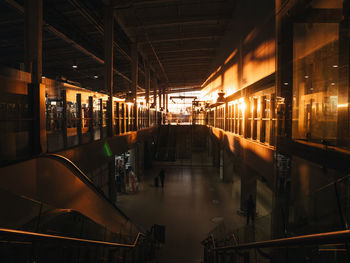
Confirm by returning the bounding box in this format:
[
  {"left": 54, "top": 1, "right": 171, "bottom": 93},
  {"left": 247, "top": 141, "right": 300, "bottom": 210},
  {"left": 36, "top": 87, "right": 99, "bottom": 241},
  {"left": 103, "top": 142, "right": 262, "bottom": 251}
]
[
  {"left": 42, "top": 154, "right": 132, "bottom": 222},
  {"left": 0, "top": 227, "right": 146, "bottom": 248},
  {"left": 40, "top": 154, "right": 146, "bottom": 235},
  {"left": 211, "top": 229, "right": 350, "bottom": 251}
]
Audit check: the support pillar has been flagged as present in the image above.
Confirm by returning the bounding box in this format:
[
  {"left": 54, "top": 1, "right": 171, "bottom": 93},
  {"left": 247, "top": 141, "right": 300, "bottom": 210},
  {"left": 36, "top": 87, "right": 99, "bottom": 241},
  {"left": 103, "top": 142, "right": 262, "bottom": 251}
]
[
  {"left": 159, "top": 85, "right": 162, "bottom": 110},
  {"left": 162, "top": 87, "right": 166, "bottom": 124},
  {"left": 116, "top": 102, "right": 120, "bottom": 134},
  {"left": 25, "top": 0, "right": 42, "bottom": 83},
  {"left": 61, "top": 90, "right": 67, "bottom": 148},
  {"left": 108, "top": 157, "right": 117, "bottom": 203},
  {"left": 166, "top": 93, "right": 168, "bottom": 112},
  {"left": 153, "top": 75, "right": 158, "bottom": 110},
  {"left": 99, "top": 99, "right": 104, "bottom": 139},
  {"left": 104, "top": 7, "right": 114, "bottom": 137},
  {"left": 131, "top": 42, "right": 138, "bottom": 131},
  {"left": 76, "top": 94, "right": 82, "bottom": 144},
  {"left": 145, "top": 62, "right": 151, "bottom": 127},
  {"left": 25, "top": 0, "right": 46, "bottom": 154},
  {"left": 153, "top": 74, "right": 158, "bottom": 124},
  {"left": 88, "top": 96, "right": 94, "bottom": 141}
]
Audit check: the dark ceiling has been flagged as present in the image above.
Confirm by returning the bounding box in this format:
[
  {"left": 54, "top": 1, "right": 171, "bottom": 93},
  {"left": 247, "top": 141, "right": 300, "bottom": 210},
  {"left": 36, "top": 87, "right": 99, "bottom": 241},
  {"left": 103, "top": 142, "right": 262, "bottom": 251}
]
[{"left": 0, "top": 0, "right": 236, "bottom": 96}]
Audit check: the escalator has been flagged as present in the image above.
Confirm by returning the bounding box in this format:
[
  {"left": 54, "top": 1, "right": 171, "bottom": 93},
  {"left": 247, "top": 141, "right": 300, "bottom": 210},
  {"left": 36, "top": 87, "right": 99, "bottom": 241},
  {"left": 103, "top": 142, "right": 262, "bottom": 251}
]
[
  {"left": 0, "top": 154, "right": 134, "bottom": 235},
  {"left": 0, "top": 154, "right": 160, "bottom": 262}
]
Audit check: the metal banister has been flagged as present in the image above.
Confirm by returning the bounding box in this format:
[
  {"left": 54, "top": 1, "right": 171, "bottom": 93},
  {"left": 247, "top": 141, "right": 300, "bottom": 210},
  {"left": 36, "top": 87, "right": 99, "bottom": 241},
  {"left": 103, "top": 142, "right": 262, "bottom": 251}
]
[
  {"left": 42, "top": 154, "right": 133, "bottom": 223},
  {"left": 39, "top": 154, "right": 146, "bottom": 237},
  {"left": 0, "top": 227, "right": 146, "bottom": 248},
  {"left": 213, "top": 229, "right": 350, "bottom": 251}
]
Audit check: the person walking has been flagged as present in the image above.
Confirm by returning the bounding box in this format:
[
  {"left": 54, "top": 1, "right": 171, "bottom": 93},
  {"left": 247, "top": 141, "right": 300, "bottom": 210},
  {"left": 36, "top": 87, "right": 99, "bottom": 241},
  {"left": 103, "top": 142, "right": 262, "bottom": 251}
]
[
  {"left": 246, "top": 194, "right": 255, "bottom": 225},
  {"left": 159, "top": 169, "right": 165, "bottom": 188}
]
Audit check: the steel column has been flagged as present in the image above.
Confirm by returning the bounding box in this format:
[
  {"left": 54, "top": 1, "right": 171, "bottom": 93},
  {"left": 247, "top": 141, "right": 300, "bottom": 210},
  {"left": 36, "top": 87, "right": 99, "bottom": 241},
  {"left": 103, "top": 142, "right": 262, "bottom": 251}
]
[
  {"left": 104, "top": 6, "right": 115, "bottom": 137},
  {"left": 99, "top": 99, "right": 104, "bottom": 139},
  {"left": 76, "top": 94, "right": 82, "bottom": 144},
  {"left": 145, "top": 62, "right": 151, "bottom": 127},
  {"left": 25, "top": 0, "right": 46, "bottom": 154},
  {"left": 61, "top": 90, "right": 67, "bottom": 148},
  {"left": 88, "top": 96, "right": 94, "bottom": 141},
  {"left": 131, "top": 42, "right": 139, "bottom": 130}
]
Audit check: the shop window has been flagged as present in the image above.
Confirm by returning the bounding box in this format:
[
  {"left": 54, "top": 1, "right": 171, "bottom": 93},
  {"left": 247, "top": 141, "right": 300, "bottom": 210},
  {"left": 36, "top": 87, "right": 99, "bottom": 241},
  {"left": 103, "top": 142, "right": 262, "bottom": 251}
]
[{"left": 293, "top": 23, "right": 339, "bottom": 145}]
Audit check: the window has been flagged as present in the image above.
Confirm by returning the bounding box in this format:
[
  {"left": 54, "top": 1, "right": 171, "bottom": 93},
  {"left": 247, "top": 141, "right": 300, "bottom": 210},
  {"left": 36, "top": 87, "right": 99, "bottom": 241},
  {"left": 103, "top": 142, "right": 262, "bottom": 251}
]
[{"left": 293, "top": 23, "right": 339, "bottom": 145}]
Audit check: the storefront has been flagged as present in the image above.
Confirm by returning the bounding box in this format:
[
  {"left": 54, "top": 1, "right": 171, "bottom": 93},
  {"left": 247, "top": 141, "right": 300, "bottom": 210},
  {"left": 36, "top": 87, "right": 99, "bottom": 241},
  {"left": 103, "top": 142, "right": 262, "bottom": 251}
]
[{"left": 115, "top": 150, "right": 139, "bottom": 194}]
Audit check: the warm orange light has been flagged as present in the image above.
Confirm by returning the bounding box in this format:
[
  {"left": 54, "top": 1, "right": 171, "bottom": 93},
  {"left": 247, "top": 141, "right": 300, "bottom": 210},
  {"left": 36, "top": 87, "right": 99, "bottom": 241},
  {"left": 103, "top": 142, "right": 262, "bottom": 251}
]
[
  {"left": 337, "top": 103, "right": 348, "bottom": 108},
  {"left": 224, "top": 49, "right": 238, "bottom": 65},
  {"left": 242, "top": 39, "right": 275, "bottom": 88},
  {"left": 239, "top": 98, "right": 246, "bottom": 112}
]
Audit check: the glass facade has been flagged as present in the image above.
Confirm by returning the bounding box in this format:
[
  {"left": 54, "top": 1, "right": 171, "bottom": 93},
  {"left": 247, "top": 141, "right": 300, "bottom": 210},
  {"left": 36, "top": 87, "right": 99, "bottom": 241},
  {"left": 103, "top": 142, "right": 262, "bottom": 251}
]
[{"left": 293, "top": 23, "right": 339, "bottom": 144}]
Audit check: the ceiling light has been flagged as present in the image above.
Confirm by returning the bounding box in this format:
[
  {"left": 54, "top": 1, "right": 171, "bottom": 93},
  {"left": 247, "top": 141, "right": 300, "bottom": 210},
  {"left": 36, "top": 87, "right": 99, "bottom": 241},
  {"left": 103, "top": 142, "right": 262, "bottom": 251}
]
[
  {"left": 332, "top": 65, "right": 338, "bottom": 68},
  {"left": 72, "top": 64, "right": 78, "bottom": 69},
  {"left": 94, "top": 75, "right": 99, "bottom": 79},
  {"left": 304, "top": 75, "right": 309, "bottom": 79},
  {"left": 216, "top": 91, "right": 225, "bottom": 104},
  {"left": 283, "top": 82, "right": 289, "bottom": 85}
]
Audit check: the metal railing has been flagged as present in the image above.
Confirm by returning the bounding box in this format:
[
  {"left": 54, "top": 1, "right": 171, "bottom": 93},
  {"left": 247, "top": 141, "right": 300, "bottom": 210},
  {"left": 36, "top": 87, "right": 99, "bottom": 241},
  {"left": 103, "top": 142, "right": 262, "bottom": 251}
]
[
  {"left": 203, "top": 229, "right": 350, "bottom": 262},
  {"left": 0, "top": 226, "right": 157, "bottom": 263},
  {"left": 43, "top": 153, "right": 133, "bottom": 221},
  {"left": 0, "top": 227, "right": 146, "bottom": 248}
]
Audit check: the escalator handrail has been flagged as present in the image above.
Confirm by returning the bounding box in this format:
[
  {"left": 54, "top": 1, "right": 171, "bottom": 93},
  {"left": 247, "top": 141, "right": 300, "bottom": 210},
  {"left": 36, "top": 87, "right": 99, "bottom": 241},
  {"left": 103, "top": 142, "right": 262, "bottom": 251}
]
[
  {"left": 207, "top": 229, "right": 350, "bottom": 251},
  {"left": 40, "top": 154, "right": 142, "bottom": 232},
  {"left": 0, "top": 227, "right": 146, "bottom": 248}
]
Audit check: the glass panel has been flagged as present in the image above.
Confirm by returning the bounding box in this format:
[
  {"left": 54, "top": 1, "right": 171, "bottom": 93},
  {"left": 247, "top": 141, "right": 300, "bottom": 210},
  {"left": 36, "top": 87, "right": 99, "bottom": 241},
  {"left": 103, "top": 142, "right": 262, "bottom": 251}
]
[
  {"left": 311, "top": 0, "right": 343, "bottom": 8},
  {"left": 293, "top": 23, "right": 339, "bottom": 145}
]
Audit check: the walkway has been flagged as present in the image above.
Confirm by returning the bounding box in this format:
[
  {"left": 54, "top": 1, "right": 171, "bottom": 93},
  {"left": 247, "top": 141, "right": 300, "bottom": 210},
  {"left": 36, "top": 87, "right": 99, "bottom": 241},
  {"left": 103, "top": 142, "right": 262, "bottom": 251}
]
[{"left": 117, "top": 161, "right": 245, "bottom": 263}]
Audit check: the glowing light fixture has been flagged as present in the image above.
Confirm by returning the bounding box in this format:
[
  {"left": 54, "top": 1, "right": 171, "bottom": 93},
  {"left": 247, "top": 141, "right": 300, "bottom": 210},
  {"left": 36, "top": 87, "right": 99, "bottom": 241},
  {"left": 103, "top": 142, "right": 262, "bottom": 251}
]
[
  {"left": 338, "top": 103, "right": 348, "bottom": 108},
  {"left": 94, "top": 75, "right": 99, "bottom": 79},
  {"left": 72, "top": 64, "right": 78, "bottom": 69},
  {"left": 216, "top": 90, "right": 225, "bottom": 104},
  {"left": 332, "top": 65, "right": 339, "bottom": 68},
  {"left": 283, "top": 82, "right": 289, "bottom": 86}
]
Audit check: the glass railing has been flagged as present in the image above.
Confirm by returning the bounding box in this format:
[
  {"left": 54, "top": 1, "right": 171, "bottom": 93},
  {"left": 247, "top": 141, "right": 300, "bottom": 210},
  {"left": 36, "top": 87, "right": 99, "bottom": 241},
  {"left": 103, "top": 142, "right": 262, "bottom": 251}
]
[
  {"left": 203, "top": 173, "right": 350, "bottom": 262},
  {"left": 0, "top": 69, "right": 162, "bottom": 165},
  {"left": 0, "top": 187, "right": 158, "bottom": 263}
]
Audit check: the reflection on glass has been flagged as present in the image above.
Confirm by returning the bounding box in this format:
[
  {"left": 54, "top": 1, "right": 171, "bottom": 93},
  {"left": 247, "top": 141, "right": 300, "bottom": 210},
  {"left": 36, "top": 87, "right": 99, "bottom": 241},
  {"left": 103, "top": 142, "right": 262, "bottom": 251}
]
[{"left": 293, "top": 23, "right": 339, "bottom": 144}]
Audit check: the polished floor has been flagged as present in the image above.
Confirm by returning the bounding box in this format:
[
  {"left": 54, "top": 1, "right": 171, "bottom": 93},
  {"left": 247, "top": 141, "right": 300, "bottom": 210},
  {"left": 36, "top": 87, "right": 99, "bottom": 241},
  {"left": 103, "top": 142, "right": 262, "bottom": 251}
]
[{"left": 117, "top": 159, "right": 245, "bottom": 263}]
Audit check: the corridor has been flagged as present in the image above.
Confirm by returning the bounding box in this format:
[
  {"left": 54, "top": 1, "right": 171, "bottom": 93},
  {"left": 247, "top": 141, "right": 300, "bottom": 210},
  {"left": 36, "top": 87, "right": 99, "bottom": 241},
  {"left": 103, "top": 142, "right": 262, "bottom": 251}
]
[{"left": 117, "top": 161, "right": 245, "bottom": 263}]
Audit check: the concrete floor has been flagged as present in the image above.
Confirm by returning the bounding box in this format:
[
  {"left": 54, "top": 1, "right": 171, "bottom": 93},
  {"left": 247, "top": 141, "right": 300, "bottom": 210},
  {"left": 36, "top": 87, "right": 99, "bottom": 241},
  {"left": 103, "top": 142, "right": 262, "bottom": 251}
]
[{"left": 117, "top": 161, "right": 245, "bottom": 263}]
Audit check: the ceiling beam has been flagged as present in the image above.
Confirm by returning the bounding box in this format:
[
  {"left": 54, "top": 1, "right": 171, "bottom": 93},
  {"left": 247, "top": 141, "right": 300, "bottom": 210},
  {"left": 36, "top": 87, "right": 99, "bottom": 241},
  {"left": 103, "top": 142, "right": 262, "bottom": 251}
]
[
  {"left": 4, "top": 0, "right": 133, "bottom": 84},
  {"left": 150, "top": 56, "right": 213, "bottom": 62},
  {"left": 110, "top": 0, "right": 227, "bottom": 8},
  {"left": 126, "top": 15, "right": 228, "bottom": 29},
  {"left": 164, "top": 62, "right": 211, "bottom": 67},
  {"left": 154, "top": 47, "right": 216, "bottom": 54},
  {"left": 68, "top": 0, "right": 131, "bottom": 60},
  {"left": 147, "top": 39, "right": 220, "bottom": 50},
  {"left": 140, "top": 33, "right": 223, "bottom": 44}
]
